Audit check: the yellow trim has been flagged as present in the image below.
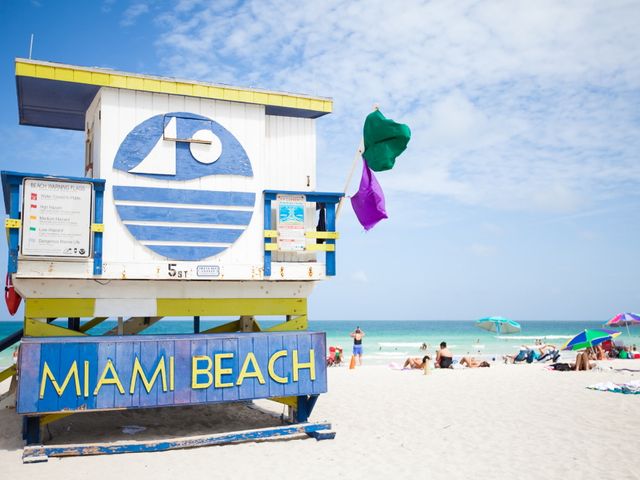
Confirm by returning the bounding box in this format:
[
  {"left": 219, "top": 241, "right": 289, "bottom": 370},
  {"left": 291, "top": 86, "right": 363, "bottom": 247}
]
[
  {"left": 24, "top": 318, "right": 86, "bottom": 338},
  {"left": 304, "top": 231, "right": 339, "bottom": 239},
  {"left": 41, "top": 413, "right": 73, "bottom": 427},
  {"left": 265, "top": 315, "right": 308, "bottom": 332},
  {"left": 5, "top": 218, "right": 21, "bottom": 229},
  {"left": 264, "top": 230, "right": 278, "bottom": 238},
  {"left": 16, "top": 59, "right": 332, "bottom": 114},
  {"left": 0, "top": 365, "right": 17, "bottom": 383},
  {"left": 270, "top": 396, "right": 298, "bottom": 408},
  {"left": 25, "top": 298, "right": 95, "bottom": 319},
  {"left": 157, "top": 298, "right": 307, "bottom": 317},
  {"left": 305, "top": 244, "right": 335, "bottom": 252},
  {"left": 265, "top": 243, "right": 278, "bottom": 251},
  {"left": 91, "top": 223, "right": 104, "bottom": 232}
]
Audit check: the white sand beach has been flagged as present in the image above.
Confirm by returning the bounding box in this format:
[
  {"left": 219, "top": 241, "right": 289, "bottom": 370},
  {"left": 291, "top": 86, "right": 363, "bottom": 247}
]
[{"left": 2, "top": 360, "right": 639, "bottom": 479}]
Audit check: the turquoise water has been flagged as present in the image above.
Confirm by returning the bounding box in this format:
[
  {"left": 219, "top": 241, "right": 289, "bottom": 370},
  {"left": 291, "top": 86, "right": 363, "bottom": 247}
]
[{"left": 1, "top": 319, "right": 638, "bottom": 368}]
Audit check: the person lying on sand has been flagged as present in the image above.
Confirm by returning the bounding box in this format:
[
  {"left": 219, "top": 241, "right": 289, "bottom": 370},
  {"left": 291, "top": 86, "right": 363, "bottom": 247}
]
[
  {"left": 459, "top": 356, "right": 490, "bottom": 368},
  {"left": 573, "top": 348, "right": 596, "bottom": 370},
  {"left": 435, "top": 341, "right": 453, "bottom": 368},
  {"left": 503, "top": 346, "right": 529, "bottom": 364},
  {"left": 402, "top": 355, "right": 430, "bottom": 370}
]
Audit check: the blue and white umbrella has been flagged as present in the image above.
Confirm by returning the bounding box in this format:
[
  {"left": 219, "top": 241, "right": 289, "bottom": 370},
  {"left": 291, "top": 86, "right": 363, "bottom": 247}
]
[{"left": 476, "top": 316, "right": 521, "bottom": 335}]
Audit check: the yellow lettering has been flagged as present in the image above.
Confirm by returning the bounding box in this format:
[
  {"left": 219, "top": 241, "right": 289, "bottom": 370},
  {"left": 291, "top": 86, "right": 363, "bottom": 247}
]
[
  {"left": 236, "top": 352, "right": 266, "bottom": 385},
  {"left": 293, "top": 349, "right": 316, "bottom": 381},
  {"left": 129, "top": 356, "right": 167, "bottom": 394},
  {"left": 39, "top": 361, "right": 81, "bottom": 399},
  {"left": 169, "top": 356, "right": 175, "bottom": 391},
  {"left": 214, "top": 353, "right": 234, "bottom": 388},
  {"left": 83, "top": 360, "right": 89, "bottom": 397},
  {"left": 93, "top": 359, "right": 125, "bottom": 396},
  {"left": 191, "top": 355, "right": 213, "bottom": 389},
  {"left": 268, "top": 350, "right": 288, "bottom": 384}
]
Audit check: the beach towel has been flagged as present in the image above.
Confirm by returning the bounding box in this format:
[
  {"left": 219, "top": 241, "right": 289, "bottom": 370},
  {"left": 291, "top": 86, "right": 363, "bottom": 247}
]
[{"left": 587, "top": 380, "right": 640, "bottom": 394}]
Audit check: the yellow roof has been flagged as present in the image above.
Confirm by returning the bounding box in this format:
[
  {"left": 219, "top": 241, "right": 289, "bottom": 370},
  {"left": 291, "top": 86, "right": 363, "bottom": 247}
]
[{"left": 15, "top": 58, "right": 332, "bottom": 131}]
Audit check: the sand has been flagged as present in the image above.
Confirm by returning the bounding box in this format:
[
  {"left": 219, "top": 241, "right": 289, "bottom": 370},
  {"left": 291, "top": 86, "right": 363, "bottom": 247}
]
[{"left": 1, "top": 360, "right": 639, "bottom": 479}]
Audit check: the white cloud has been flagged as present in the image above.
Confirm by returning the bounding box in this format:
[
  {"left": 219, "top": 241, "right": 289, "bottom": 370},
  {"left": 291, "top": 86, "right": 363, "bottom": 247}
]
[
  {"left": 121, "top": 3, "right": 149, "bottom": 27},
  {"left": 152, "top": 0, "right": 640, "bottom": 213}
]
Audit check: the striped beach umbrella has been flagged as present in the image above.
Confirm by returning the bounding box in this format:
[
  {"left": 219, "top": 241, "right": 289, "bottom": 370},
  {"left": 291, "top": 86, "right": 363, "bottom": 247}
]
[
  {"left": 605, "top": 312, "right": 640, "bottom": 337},
  {"left": 562, "top": 329, "right": 621, "bottom": 351},
  {"left": 476, "top": 317, "right": 521, "bottom": 335}
]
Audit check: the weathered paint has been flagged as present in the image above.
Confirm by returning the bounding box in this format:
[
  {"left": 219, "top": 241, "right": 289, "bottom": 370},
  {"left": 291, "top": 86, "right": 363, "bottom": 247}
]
[
  {"left": 17, "top": 331, "right": 326, "bottom": 415},
  {"left": 22, "top": 421, "right": 334, "bottom": 462}
]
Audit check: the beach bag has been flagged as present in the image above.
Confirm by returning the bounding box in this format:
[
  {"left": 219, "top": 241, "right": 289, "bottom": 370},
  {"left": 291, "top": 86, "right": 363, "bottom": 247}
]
[{"left": 552, "top": 363, "right": 572, "bottom": 371}]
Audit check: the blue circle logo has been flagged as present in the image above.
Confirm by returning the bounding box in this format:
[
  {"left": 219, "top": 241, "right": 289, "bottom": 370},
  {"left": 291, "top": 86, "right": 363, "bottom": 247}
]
[{"left": 112, "top": 112, "right": 255, "bottom": 261}]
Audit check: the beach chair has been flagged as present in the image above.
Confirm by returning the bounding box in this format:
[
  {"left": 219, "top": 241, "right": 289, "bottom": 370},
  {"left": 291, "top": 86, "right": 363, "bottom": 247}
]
[{"left": 326, "top": 346, "right": 343, "bottom": 367}]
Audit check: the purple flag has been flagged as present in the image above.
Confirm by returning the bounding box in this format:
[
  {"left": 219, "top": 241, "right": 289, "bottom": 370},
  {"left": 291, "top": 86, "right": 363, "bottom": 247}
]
[{"left": 350, "top": 157, "right": 388, "bottom": 230}]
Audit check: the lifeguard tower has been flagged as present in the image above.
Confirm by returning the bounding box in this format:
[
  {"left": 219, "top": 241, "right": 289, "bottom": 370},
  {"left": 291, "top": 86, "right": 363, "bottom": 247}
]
[{"left": 0, "top": 58, "right": 341, "bottom": 460}]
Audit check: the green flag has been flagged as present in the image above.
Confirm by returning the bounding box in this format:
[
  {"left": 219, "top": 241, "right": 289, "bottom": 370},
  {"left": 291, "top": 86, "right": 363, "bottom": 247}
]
[{"left": 362, "top": 110, "right": 411, "bottom": 172}]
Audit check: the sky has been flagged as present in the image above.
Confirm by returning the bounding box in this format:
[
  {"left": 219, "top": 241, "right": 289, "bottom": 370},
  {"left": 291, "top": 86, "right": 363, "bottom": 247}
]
[{"left": 0, "top": 0, "right": 639, "bottom": 321}]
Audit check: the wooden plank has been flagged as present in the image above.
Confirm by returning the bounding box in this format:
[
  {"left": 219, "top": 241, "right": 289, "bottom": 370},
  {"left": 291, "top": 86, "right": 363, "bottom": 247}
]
[
  {"left": 267, "top": 335, "right": 285, "bottom": 398},
  {"left": 113, "top": 341, "right": 134, "bottom": 409},
  {"left": 265, "top": 315, "right": 308, "bottom": 332},
  {"left": 282, "top": 334, "right": 298, "bottom": 397},
  {"left": 0, "top": 365, "right": 16, "bottom": 383},
  {"left": 173, "top": 339, "right": 191, "bottom": 405},
  {"left": 78, "top": 341, "right": 98, "bottom": 411},
  {"left": 222, "top": 338, "right": 239, "bottom": 403},
  {"left": 252, "top": 335, "right": 269, "bottom": 399},
  {"left": 157, "top": 298, "right": 307, "bottom": 317},
  {"left": 79, "top": 317, "right": 108, "bottom": 333},
  {"left": 157, "top": 339, "right": 175, "bottom": 406},
  {"left": 104, "top": 316, "right": 162, "bottom": 336},
  {"left": 24, "top": 319, "right": 86, "bottom": 338},
  {"left": 16, "top": 342, "right": 40, "bottom": 414},
  {"left": 22, "top": 422, "right": 334, "bottom": 461},
  {"left": 311, "top": 333, "right": 328, "bottom": 394}
]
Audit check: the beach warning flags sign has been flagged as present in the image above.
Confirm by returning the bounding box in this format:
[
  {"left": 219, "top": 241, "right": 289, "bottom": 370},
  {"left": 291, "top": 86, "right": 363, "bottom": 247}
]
[{"left": 349, "top": 355, "right": 356, "bottom": 369}]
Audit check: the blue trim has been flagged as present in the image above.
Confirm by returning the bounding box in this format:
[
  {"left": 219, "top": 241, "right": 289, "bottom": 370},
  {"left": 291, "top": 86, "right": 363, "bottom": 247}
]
[
  {"left": 264, "top": 196, "right": 272, "bottom": 277},
  {"left": 1, "top": 171, "right": 105, "bottom": 275},
  {"left": 325, "top": 204, "right": 336, "bottom": 277},
  {"left": 296, "top": 395, "right": 319, "bottom": 422},
  {"left": 113, "top": 186, "right": 255, "bottom": 207},
  {"left": 125, "top": 225, "right": 242, "bottom": 243},
  {"left": 143, "top": 245, "right": 225, "bottom": 261},
  {"left": 262, "top": 191, "right": 343, "bottom": 278},
  {"left": 93, "top": 187, "right": 104, "bottom": 275},
  {"left": 22, "top": 422, "right": 334, "bottom": 460},
  {"left": 116, "top": 205, "right": 252, "bottom": 225},
  {"left": 264, "top": 190, "right": 343, "bottom": 204},
  {"left": 8, "top": 183, "right": 20, "bottom": 273}
]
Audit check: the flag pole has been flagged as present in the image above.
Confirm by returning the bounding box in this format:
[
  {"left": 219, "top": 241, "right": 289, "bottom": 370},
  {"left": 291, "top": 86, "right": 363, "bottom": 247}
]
[
  {"left": 335, "top": 105, "right": 379, "bottom": 220},
  {"left": 335, "top": 139, "right": 363, "bottom": 220}
]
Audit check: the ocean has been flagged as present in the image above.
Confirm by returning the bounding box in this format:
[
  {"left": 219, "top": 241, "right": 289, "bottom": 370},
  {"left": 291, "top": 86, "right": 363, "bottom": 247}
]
[{"left": 1, "top": 319, "right": 638, "bottom": 368}]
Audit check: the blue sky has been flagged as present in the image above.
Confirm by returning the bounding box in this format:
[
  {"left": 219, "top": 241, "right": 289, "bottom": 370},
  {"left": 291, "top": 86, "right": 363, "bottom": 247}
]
[{"left": 0, "top": 0, "right": 639, "bottom": 321}]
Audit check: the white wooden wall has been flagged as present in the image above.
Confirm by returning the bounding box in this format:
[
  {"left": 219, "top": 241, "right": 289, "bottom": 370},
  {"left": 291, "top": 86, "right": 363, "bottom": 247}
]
[{"left": 86, "top": 87, "right": 318, "bottom": 280}]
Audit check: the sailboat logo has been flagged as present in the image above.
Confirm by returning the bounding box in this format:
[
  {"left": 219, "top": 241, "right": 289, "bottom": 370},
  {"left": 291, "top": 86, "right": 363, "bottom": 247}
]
[{"left": 112, "top": 112, "right": 255, "bottom": 261}]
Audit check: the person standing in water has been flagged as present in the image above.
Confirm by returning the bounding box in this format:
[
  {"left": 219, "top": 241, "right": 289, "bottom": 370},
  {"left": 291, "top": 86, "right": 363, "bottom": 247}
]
[{"left": 351, "top": 327, "right": 365, "bottom": 365}]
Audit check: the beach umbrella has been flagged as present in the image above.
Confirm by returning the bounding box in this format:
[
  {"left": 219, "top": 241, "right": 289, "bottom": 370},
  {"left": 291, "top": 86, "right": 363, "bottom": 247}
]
[
  {"left": 562, "top": 329, "right": 621, "bottom": 351},
  {"left": 605, "top": 312, "right": 640, "bottom": 337},
  {"left": 476, "top": 317, "right": 521, "bottom": 335}
]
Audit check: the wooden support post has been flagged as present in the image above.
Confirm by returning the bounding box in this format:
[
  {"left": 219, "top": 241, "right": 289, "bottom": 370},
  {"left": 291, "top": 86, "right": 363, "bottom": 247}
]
[
  {"left": 23, "top": 416, "right": 41, "bottom": 445},
  {"left": 117, "top": 317, "right": 124, "bottom": 336},
  {"left": 67, "top": 317, "right": 80, "bottom": 331},
  {"left": 194, "top": 316, "right": 200, "bottom": 333},
  {"left": 240, "top": 316, "right": 255, "bottom": 332}
]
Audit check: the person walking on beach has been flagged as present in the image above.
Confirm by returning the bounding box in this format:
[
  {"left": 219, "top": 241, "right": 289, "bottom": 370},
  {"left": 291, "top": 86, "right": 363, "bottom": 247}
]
[{"left": 351, "top": 326, "right": 365, "bottom": 366}]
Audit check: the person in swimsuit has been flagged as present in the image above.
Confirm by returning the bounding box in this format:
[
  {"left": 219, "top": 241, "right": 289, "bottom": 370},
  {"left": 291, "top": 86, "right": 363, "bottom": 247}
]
[
  {"left": 402, "top": 355, "right": 431, "bottom": 370},
  {"left": 351, "top": 327, "right": 365, "bottom": 366},
  {"left": 459, "top": 357, "right": 490, "bottom": 368},
  {"left": 435, "top": 341, "right": 453, "bottom": 368}
]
